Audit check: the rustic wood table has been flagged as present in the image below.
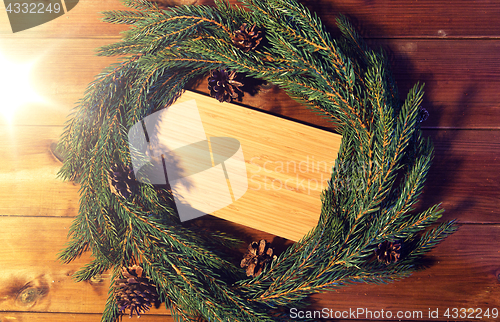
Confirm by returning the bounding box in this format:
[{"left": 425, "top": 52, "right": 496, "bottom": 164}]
[{"left": 0, "top": 0, "right": 499, "bottom": 321}]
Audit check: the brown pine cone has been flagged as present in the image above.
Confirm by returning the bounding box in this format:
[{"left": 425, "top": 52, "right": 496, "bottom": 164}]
[
  {"left": 108, "top": 163, "right": 137, "bottom": 199},
  {"left": 419, "top": 107, "right": 429, "bottom": 122},
  {"left": 208, "top": 69, "right": 243, "bottom": 103},
  {"left": 115, "top": 265, "right": 159, "bottom": 318},
  {"left": 376, "top": 241, "right": 402, "bottom": 264},
  {"left": 232, "top": 23, "right": 263, "bottom": 52},
  {"left": 241, "top": 239, "right": 275, "bottom": 277}
]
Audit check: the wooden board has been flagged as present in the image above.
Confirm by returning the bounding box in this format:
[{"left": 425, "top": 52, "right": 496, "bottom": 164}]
[
  {"left": 0, "top": 217, "right": 109, "bottom": 313},
  {"left": 157, "top": 91, "right": 342, "bottom": 241}
]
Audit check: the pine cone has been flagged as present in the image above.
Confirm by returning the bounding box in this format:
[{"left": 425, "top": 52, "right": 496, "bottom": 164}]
[
  {"left": 108, "top": 163, "right": 137, "bottom": 199},
  {"left": 232, "top": 23, "right": 263, "bottom": 52},
  {"left": 376, "top": 241, "right": 402, "bottom": 264},
  {"left": 418, "top": 107, "right": 429, "bottom": 122},
  {"left": 115, "top": 265, "right": 159, "bottom": 318},
  {"left": 208, "top": 69, "right": 243, "bottom": 103},
  {"left": 240, "top": 239, "right": 275, "bottom": 277}
]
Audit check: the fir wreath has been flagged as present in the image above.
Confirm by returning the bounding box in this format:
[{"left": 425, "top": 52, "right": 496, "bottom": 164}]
[{"left": 57, "top": 0, "right": 457, "bottom": 321}]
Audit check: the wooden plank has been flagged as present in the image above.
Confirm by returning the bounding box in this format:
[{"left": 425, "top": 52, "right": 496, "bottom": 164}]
[
  {"left": 308, "top": 224, "right": 500, "bottom": 322},
  {"left": 0, "top": 313, "right": 174, "bottom": 322},
  {"left": 225, "top": 221, "right": 500, "bottom": 322},
  {"left": 0, "top": 216, "right": 109, "bottom": 313},
  {"left": 2, "top": 23, "right": 499, "bottom": 129},
  {"left": 420, "top": 129, "right": 500, "bottom": 223},
  {"left": 302, "top": 0, "right": 500, "bottom": 38},
  {"left": 194, "top": 39, "right": 500, "bottom": 130},
  {"left": 382, "top": 40, "right": 500, "bottom": 82},
  {"left": 2, "top": 217, "right": 500, "bottom": 320},
  {"left": 0, "top": 0, "right": 128, "bottom": 38},
  {"left": 0, "top": 126, "right": 78, "bottom": 216},
  {"left": 1, "top": 126, "right": 498, "bottom": 224},
  {"left": 380, "top": 39, "right": 500, "bottom": 129},
  {"left": 0, "top": 216, "right": 170, "bottom": 316},
  {"left": 2, "top": 0, "right": 500, "bottom": 39},
  {"left": 0, "top": 38, "right": 119, "bottom": 126}
]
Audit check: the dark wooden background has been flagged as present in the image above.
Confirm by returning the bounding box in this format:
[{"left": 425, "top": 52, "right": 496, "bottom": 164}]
[{"left": 0, "top": 0, "right": 499, "bottom": 321}]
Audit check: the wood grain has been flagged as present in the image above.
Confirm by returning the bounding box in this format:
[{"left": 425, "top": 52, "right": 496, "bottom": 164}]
[
  {"left": 2, "top": 0, "right": 500, "bottom": 39},
  {"left": 0, "top": 313, "right": 174, "bottom": 322},
  {"left": 0, "top": 126, "right": 79, "bottom": 217},
  {"left": 194, "top": 39, "right": 500, "bottom": 130},
  {"left": 0, "top": 216, "right": 171, "bottom": 316},
  {"left": 1, "top": 37, "right": 499, "bottom": 128},
  {"left": 168, "top": 91, "right": 341, "bottom": 240},
  {"left": 421, "top": 130, "right": 500, "bottom": 223},
  {"left": 299, "top": 0, "right": 500, "bottom": 38},
  {"left": 0, "top": 216, "right": 109, "bottom": 313},
  {"left": 0, "top": 38, "right": 119, "bottom": 126},
  {"left": 214, "top": 219, "right": 500, "bottom": 322},
  {"left": 2, "top": 15, "right": 499, "bottom": 129},
  {"left": 0, "top": 129, "right": 497, "bottom": 224},
  {"left": 0, "top": 0, "right": 128, "bottom": 38},
  {"left": 2, "top": 216, "right": 499, "bottom": 321},
  {"left": 1, "top": 0, "right": 499, "bottom": 320},
  {"left": 308, "top": 224, "right": 500, "bottom": 322}
]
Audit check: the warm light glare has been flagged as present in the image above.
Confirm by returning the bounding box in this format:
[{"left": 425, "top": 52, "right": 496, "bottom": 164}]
[{"left": 0, "top": 52, "right": 44, "bottom": 122}]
